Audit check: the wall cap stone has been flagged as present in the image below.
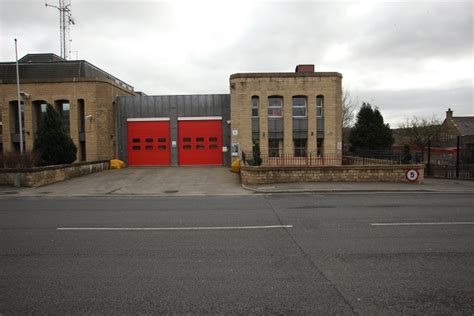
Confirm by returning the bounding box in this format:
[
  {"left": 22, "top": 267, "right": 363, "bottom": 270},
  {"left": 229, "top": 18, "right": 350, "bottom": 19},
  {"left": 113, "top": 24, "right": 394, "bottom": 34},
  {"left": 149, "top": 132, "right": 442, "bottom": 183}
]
[
  {"left": 241, "top": 164, "right": 425, "bottom": 172},
  {"left": 0, "top": 160, "right": 110, "bottom": 174}
]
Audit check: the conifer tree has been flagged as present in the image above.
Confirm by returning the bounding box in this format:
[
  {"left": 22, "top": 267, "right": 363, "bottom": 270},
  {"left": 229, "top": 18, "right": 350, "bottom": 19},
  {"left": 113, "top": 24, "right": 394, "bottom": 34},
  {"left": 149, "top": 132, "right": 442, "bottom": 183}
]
[
  {"left": 33, "top": 104, "right": 77, "bottom": 166},
  {"left": 349, "top": 102, "right": 394, "bottom": 152}
]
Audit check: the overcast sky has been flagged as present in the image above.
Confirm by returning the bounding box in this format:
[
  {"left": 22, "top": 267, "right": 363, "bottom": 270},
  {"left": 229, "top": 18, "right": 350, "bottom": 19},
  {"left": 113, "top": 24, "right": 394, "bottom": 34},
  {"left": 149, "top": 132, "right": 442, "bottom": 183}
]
[{"left": 1, "top": 0, "right": 472, "bottom": 126}]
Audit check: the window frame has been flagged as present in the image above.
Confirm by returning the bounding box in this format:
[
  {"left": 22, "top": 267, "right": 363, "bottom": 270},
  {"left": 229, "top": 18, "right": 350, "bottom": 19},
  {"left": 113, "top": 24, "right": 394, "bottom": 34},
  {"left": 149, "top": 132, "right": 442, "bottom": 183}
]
[
  {"left": 251, "top": 96, "right": 259, "bottom": 118},
  {"left": 268, "top": 96, "right": 283, "bottom": 118},
  {"left": 292, "top": 96, "right": 307, "bottom": 118},
  {"left": 316, "top": 95, "right": 324, "bottom": 118}
]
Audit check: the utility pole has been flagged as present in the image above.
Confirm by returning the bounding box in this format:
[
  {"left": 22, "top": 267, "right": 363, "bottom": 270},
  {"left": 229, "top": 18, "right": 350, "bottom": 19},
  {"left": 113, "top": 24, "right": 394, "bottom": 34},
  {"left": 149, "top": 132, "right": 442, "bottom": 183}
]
[{"left": 45, "top": 0, "right": 75, "bottom": 60}]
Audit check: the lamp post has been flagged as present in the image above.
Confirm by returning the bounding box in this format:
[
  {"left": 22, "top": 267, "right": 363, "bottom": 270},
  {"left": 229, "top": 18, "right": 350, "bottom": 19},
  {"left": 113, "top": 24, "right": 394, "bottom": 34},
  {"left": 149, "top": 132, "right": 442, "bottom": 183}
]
[{"left": 14, "top": 38, "right": 24, "bottom": 154}]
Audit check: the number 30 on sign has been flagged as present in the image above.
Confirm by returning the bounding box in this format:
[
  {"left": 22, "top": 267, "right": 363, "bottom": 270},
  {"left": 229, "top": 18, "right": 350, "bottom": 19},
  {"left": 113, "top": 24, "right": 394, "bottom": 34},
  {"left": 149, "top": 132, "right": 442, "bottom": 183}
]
[{"left": 405, "top": 169, "right": 419, "bottom": 182}]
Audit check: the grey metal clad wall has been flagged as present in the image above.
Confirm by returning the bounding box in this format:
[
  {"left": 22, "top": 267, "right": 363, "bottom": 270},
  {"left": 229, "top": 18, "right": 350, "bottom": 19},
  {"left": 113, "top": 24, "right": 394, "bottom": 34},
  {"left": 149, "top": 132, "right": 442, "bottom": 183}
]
[{"left": 117, "top": 94, "right": 231, "bottom": 166}]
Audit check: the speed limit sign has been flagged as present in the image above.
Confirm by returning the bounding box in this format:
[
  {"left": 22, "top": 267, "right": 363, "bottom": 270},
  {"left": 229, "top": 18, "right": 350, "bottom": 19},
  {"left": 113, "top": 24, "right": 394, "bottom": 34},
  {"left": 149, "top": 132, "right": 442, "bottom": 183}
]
[{"left": 406, "top": 169, "right": 419, "bottom": 182}]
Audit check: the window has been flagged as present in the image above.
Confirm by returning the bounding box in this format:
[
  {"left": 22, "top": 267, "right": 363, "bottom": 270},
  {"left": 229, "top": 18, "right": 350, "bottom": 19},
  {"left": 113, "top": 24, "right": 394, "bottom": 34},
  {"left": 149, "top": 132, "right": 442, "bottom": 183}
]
[
  {"left": 268, "top": 96, "right": 283, "bottom": 117},
  {"left": 316, "top": 95, "right": 324, "bottom": 117},
  {"left": 158, "top": 145, "right": 167, "bottom": 150},
  {"left": 55, "top": 100, "right": 70, "bottom": 134},
  {"left": 210, "top": 144, "right": 218, "bottom": 149},
  {"left": 196, "top": 144, "right": 205, "bottom": 149},
  {"left": 158, "top": 138, "right": 167, "bottom": 142},
  {"left": 183, "top": 145, "right": 192, "bottom": 150},
  {"left": 182, "top": 137, "right": 191, "bottom": 142},
  {"left": 132, "top": 138, "right": 140, "bottom": 143},
  {"left": 196, "top": 137, "right": 204, "bottom": 142},
  {"left": 269, "top": 139, "right": 283, "bottom": 157},
  {"left": 292, "top": 96, "right": 307, "bottom": 117},
  {"left": 132, "top": 146, "right": 141, "bottom": 150},
  {"left": 78, "top": 99, "right": 85, "bottom": 133},
  {"left": 251, "top": 96, "right": 259, "bottom": 117},
  {"left": 145, "top": 138, "right": 153, "bottom": 143},
  {"left": 209, "top": 137, "right": 218, "bottom": 142},
  {"left": 294, "top": 139, "right": 307, "bottom": 157},
  {"left": 145, "top": 145, "right": 153, "bottom": 150}
]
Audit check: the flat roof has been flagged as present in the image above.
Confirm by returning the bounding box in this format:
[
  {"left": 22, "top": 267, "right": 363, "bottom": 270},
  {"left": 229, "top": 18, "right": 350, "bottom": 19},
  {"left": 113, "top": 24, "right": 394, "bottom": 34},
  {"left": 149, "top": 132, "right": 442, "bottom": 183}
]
[{"left": 230, "top": 72, "right": 343, "bottom": 80}]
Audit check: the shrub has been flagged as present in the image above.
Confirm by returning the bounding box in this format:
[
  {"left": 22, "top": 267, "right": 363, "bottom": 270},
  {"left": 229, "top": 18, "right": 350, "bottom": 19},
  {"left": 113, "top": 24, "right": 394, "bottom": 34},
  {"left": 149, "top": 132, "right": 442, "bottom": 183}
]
[{"left": 33, "top": 104, "right": 77, "bottom": 166}]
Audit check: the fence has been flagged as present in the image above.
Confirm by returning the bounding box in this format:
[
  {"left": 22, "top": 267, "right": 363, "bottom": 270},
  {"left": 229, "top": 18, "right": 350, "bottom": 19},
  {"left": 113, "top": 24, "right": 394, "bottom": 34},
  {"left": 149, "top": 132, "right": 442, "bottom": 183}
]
[{"left": 241, "top": 151, "right": 403, "bottom": 167}]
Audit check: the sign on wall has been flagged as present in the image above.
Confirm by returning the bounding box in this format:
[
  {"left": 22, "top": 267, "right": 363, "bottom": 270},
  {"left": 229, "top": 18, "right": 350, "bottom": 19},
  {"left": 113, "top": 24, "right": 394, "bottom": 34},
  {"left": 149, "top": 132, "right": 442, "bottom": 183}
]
[{"left": 231, "top": 142, "right": 240, "bottom": 157}]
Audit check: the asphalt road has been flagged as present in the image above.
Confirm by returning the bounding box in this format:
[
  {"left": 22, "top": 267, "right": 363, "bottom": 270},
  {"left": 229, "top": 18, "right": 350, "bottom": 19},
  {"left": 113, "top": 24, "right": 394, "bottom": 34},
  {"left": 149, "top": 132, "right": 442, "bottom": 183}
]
[{"left": 1, "top": 193, "right": 473, "bottom": 314}]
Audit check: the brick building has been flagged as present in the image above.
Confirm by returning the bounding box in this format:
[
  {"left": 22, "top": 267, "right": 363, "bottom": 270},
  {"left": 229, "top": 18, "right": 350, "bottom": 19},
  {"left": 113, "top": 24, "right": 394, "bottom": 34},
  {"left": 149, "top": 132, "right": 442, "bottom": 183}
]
[
  {"left": 0, "top": 53, "right": 135, "bottom": 161},
  {"left": 229, "top": 65, "right": 342, "bottom": 162}
]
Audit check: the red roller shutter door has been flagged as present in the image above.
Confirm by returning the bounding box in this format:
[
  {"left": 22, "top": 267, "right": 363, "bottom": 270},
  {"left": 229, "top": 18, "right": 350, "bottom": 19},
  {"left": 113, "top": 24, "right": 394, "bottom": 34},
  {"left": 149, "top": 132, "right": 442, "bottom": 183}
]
[
  {"left": 127, "top": 119, "right": 170, "bottom": 166},
  {"left": 178, "top": 119, "right": 223, "bottom": 165}
]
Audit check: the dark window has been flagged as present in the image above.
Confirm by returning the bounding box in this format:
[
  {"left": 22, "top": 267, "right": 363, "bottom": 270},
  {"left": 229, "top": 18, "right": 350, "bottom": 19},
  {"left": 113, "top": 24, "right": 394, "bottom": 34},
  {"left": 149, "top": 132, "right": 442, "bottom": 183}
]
[
  {"left": 294, "top": 139, "right": 307, "bottom": 157},
  {"left": 145, "top": 145, "right": 153, "bottom": 150},
  {"left": 158, "top": 145, "right": 167, "bottom": 150},
  {"left": 209, "top": 137, "right": 218, "bottom": 142},
  {"left": 145, "top": 138, "right": 153, "bottom": 143},
  {"left": 196, "top": 137, "right": 204, "bottom": 142},
  {"left": 268, "top": 139, "right": 283, "bottom": 157},
  {"left": 158, "top": 138, "right": 167, "bottom": 142},
  {"left": 210, "top": 144, "right": 219, "bottom": 149},
  {"left": 252, "top": 96, "right": 259, "bottom": 117},
  {"left": 183, "top": 137, "right": 191, "bottom": 142},
  {"left": 196, "top": 144, "right": 205, "bottom": 149},
  {"left": 183, "top": 145, "right": 192, "bottom": 150},
  {"left": 268, "top": 96, "right": 283, "bottom": 117},
  {"left": 292, "top": 96, "right": 307, "bottom": 117},
  {"left": 132, "top": 138, "right": 140, "bottom": 143},
  {"left": 132, "top": 146, "right": 141, "bottom": 150}
]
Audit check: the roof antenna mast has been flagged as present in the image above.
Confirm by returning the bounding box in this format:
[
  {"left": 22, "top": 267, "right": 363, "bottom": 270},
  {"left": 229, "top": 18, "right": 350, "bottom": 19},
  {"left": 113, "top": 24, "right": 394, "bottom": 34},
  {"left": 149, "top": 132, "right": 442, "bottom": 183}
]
[{"left": 45, "top": 0, "right": 75, "bottom": 60}]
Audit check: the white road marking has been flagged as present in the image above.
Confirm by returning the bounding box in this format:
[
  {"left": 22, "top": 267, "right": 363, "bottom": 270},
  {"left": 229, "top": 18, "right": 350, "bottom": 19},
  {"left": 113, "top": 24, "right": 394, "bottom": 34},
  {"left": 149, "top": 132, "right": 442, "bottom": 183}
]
[
  {"left": 57, "top": 225, "right": 293, "bottom": 231},
  {"left": 371, "top": 222, "right": 474, "bottom": 226}
]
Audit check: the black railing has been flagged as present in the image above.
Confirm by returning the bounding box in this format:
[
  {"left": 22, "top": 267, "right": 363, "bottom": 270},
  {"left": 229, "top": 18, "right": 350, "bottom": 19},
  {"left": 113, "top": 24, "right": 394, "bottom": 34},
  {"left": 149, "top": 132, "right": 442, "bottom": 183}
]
[{"left": 241, "top": 151, "right": 404, "bottom": 167}]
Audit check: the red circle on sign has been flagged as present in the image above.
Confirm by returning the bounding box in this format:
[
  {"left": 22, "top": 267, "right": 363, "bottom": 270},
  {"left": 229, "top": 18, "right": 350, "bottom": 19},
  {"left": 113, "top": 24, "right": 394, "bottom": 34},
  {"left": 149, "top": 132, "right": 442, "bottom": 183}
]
[{"left": 405, "top": 169, "right": 419, "bottom": 182}]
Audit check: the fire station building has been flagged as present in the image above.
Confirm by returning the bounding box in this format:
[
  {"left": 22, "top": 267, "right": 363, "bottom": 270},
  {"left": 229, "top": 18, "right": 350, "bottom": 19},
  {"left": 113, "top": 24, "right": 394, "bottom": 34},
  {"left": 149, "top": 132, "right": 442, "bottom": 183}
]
[{"left": 1, "top": 54, "right": 342, "bottom": 166}]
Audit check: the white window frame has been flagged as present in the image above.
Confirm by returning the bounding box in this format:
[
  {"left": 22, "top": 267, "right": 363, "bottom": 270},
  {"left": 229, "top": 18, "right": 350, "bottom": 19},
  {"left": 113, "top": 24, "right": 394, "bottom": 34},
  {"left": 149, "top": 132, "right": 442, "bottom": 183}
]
[
  {"left": 251, "top": 96, "right": 259, "bottom": 118},
  {"left": 292, "top": 96, "right": 307, "bottom": 118},
  {"left": 268, "top": 96, "right": 283, "bottom": 118},
  {"left": 316, "top": 95, "right": 324, "bottom": 118}
]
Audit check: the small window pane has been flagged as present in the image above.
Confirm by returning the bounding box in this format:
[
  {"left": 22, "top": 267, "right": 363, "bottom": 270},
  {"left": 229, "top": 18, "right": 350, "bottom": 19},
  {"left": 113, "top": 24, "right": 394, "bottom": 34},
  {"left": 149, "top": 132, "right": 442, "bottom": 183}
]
[
  {"left": 132, "top": 146, "right": 141, "bottom": 150},
  {"left": 268, "top": 107, "right": 282, "bottom": 117},
  {"left": 145, "top": 138, "right": 153, "bottom": 143},
  {"left": 183, "top": 137, "right": 191, "bottom": 142},
  {"left": 132, "top": 138, "right": 140, "bottom": 143},
  {"left": 292, "top": 107, "right": 306, "bottom": 117},
  {"left": 158, "top": 145, "right": 167, "bottom": 150},
  {"left": 183, "top": 145, "right": 192, "bottom": 150},
  {"left": 209, "top": 137, "right": 218, "bottom": 142},
  {"left": 146, "top": 145, "right": 153, "bottom": 150},
  {"left": 158, "top": 138, "right": 166, "bottom": 142},
  {"left": 252, "top": 108, "right": 259, "bottom": 117},
  {"left": 196, "top": 137, "right": 204, "bottom": 142},
  {"left": 252, "top": 96, "right": 259, "bottom": 118},
  {"left": 210, "top": 144, "right": 218, "bottom": 149},
  {"left": 317, "top": 107, "right": 323, "bottom": 117},
  {"left": 196, "top": 144, "right": 205, "bottom": 149}
]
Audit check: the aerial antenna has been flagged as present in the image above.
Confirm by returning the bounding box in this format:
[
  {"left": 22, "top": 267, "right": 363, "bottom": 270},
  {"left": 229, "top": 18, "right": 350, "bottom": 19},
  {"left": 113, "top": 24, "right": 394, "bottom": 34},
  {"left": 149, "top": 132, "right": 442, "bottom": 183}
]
[{"left": 45, "top": 0, "right": 75, "bottom": 60}]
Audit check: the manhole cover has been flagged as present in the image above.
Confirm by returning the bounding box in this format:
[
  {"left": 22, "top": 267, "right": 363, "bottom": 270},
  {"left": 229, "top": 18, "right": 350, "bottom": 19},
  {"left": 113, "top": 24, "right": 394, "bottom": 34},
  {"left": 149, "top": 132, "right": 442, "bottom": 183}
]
[{"left": 164, "top": 190, "right": 179, "bottom": 193}]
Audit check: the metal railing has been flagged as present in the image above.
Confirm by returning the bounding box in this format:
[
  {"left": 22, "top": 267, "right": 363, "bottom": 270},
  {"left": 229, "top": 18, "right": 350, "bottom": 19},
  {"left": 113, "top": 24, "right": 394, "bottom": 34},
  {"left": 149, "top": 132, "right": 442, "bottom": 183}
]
[{"left": 241, "top": 151, "right": 403, "bottom": 167}]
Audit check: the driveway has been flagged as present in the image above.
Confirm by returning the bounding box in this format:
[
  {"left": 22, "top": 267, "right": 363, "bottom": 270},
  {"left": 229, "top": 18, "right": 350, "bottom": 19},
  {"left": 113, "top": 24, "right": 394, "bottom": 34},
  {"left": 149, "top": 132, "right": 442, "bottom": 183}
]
[{"left": 20, "top": 167, "right": 250, "bottom": 197}]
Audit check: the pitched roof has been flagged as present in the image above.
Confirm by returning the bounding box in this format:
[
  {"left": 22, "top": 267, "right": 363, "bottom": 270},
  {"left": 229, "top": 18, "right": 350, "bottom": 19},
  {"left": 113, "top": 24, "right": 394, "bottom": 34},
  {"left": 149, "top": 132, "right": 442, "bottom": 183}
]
[{"left": 451, "top": 116, "right": 474, "bottom": 136}]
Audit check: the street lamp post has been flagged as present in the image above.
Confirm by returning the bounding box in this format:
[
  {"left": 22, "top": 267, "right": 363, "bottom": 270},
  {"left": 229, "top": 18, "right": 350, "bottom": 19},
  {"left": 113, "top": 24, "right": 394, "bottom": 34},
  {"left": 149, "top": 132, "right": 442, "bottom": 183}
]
[{"left": 14, "top": 38, "right": 24, "bottom": 154}]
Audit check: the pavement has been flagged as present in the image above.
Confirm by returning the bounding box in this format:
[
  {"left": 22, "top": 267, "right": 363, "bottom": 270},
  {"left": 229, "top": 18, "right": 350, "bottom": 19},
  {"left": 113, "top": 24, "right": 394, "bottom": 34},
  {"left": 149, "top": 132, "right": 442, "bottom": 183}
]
[{"left": 0, "top": 166, "right": 473, "bottom": 197}]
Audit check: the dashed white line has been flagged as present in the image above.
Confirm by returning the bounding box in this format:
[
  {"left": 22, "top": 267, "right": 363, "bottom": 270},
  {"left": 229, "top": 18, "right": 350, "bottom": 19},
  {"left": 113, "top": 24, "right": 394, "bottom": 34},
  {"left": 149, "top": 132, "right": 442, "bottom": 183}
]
[
  {"left": 371, "top": 222, "right": 474, "bottom": 226},
  {"left": 57, "top": 225, "right": 293, "bottom": 231}
]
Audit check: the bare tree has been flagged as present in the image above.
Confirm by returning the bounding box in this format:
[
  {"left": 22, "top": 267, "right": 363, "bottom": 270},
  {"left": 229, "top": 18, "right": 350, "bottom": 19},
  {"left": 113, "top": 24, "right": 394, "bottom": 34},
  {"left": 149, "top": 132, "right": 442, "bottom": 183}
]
[
  {"left": 342, "top": 88, "right": 358, "bottom": 129},
  {"left": 398, "top": 116, "right": 441, "bottom": 161}
]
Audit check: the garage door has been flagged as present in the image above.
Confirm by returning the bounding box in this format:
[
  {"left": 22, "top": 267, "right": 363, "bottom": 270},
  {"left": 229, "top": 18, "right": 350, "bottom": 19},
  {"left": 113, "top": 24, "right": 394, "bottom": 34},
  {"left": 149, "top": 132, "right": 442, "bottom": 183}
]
[
  {"left": 178, "top": 117, "right": 223, "bottom": 165},
  {"left": 127, "top": 118, "right": 170, "bottom": 166}
]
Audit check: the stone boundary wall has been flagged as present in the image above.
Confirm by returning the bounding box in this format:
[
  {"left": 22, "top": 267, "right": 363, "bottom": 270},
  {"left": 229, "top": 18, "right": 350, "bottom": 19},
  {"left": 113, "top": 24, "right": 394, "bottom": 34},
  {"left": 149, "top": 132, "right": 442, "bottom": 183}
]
[
  {"left": 0, "top": 160, "right": 110, "bottom": 187},
  {"left": 241, "top": 164, "right": 425, "bottom": 185}
]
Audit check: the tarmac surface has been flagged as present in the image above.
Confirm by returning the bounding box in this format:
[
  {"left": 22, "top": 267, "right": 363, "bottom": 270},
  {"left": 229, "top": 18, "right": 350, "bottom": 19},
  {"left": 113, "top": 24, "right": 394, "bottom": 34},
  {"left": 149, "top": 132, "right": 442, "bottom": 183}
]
[{"left": 0, "top": 166, "right": 473, "bottom": 197}]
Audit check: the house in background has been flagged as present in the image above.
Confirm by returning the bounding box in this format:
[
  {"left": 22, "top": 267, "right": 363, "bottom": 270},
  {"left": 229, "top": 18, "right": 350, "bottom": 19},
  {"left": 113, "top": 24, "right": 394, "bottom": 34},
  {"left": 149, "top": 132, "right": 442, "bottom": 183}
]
[
  {"left": 437, "top": 108, "right": 474, "bottom": 164},
  {"left": 0, "top": 53, "right": 135, "bottom": 161}
]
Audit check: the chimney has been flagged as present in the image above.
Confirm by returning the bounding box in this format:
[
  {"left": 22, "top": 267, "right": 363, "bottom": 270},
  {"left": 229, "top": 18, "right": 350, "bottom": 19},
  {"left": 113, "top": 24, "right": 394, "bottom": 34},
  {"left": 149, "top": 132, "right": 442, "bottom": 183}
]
[
  {"left": 295, "top": 64, "right": 315, "bottom": 73},
  {"left": 446, "top": 108, "right": 453, "bottom": 119}
]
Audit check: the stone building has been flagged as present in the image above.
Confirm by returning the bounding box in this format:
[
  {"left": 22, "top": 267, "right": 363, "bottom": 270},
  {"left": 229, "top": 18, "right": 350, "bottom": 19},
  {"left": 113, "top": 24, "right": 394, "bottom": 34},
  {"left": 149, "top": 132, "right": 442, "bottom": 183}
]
[
  {"left": 229, "top": 65, "right": 342, "bottom": 162},
  {"left": 0, "top": 53, "right": 135, "bottom": 161},
  {"left": 437, "top": 108, "right": 474, "bottom": 164}
]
